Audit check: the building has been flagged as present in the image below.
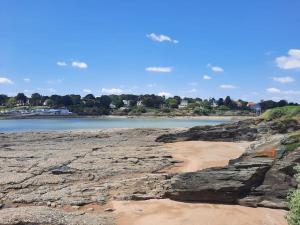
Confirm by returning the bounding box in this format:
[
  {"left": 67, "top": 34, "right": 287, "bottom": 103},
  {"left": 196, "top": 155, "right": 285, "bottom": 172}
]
[
  {"left": 247, "top": 102, "right": 262, "bottom": 115},
  {"left": 178, "top": 100, "right": 188, "bottom": 108},
  {"left": 122, "top": 100, "right": 131, "bottom": 108},
  {"left": 137, "top": 100, "right": 143, "bottom": 107},
  {"left": 109, "top": 103, "right": 116, "bottom": 109}
]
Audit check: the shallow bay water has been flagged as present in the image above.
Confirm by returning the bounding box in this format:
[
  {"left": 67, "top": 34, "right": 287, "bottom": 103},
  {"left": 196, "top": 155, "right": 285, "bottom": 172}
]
[{"left": 0, "top": 117, "right": 228, "bottom": 132}]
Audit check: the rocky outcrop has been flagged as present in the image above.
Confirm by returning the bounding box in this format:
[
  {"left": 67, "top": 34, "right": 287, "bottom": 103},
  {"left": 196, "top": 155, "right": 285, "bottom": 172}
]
[
  {"left": 161, "top": 132, "right": 300, "bottom": 209},
  {"left": 164, "top": 157, "right": 272, "bottom": 204},
  {"left": 156, "top": 118, "right": 300, "bottom": 143},
  {"left": 156, "top": 119, "right": 259, "bottom": 142}
]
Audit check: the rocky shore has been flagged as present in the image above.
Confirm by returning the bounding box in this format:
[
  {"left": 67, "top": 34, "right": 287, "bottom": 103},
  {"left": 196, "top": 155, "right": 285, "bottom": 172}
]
[{"left": 0, "top": 116, "right": 298, "bottom": 224}]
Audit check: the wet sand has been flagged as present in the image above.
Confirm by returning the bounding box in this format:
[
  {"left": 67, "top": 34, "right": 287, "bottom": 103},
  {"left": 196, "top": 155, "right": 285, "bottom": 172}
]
[{"left": 113, "top": 140, "right": 288, "bottom": 225}]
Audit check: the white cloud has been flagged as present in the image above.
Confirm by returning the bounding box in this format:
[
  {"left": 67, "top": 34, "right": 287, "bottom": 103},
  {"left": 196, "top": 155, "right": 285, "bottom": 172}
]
[
  {"left": 203, "top": 75, "right": 212, "bottom": 80},
  {"left": 190, "top": 88, "right": 197, "bottom": 93},
  {"left": 72, "top": 61, "right": 88, "bottom": 69},
  {"left": 275, "top": 49, "right": 300, "bottom": 70},
  {"left": 158, "top": 92, "right": 172, "bottom": 98},
  {"left": 220, "top": 84, "right": 236, "bottom": 89},
  {"left": 146, "top": 33, "right": 178, "bottom": 44},
  {"left": 207, "top": 64, "right": 224, "bottom": 73},
  {"left": 266, "top": 87, "right": 300, "bottom": 95},
  {"left": 23, "top": 78, "right": 31, "bottom": 82},
  {"left": 57, "top": 61, "right": 67, "bottom": 66},
  {"left": 145, "top": 67, "right": 173, "bottom": 73},
  {"left": 101, "top": 88, "right": 123, "bottom": 95},
  {"left": 83, "top": 89, "right": 92, "bottom": 93},
  {"left": 272, "top": 76, "right": 295, "bottom": 84},
  {"left": 0, "top": 77, "right": 13, "bottom": 84},
  {"left": 266, "top": 87, "right": 281, "bottom": 93}
]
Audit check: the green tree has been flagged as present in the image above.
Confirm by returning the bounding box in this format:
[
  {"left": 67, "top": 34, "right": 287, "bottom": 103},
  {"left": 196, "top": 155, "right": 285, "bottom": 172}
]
[
  {"left": 30, "top": 93, "right": 42, "bottom": 106},
  {"left": 0, "top": 94, "right": 8, "bottom": 105},
  {"left": 15, "top": 93, "right": 28, "bottom": 105}
]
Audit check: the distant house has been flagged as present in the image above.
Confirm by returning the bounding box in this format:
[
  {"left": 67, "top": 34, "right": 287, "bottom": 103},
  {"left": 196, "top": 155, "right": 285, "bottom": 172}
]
[
  {"left": 247, "top": 102, "right": 262, "bottom": 115},
  {"left": 178, "top": 100, "right": 188, "bottom": 108},
  {"left": 212, "top": 102, "right": 218, "bottom": 108},
  {"left": 122, "top": 100, "right": 131, "bottom": 108},
  {"left": 137, "top": 100, "right": 143, "bottom": 107},
  {"left": 236, "top": 101, "right": 243, "bottom": 108},
  {"left": 109, "top": 103, "right": 116, "bottom": 109}
]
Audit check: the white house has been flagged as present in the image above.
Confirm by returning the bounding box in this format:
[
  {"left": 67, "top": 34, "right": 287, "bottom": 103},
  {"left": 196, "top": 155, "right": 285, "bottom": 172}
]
[
  {"left": 137, "top": 100, "right": 143, "bottom": 107},
  {"left": 109, "top": 103, "right": 116, "bottom": 109},
  {"left": 178, "top": 100, "right": 188, "bottom": 108},
  {"left": 122, "top": 100, "right": 131, "bottom": 108}
]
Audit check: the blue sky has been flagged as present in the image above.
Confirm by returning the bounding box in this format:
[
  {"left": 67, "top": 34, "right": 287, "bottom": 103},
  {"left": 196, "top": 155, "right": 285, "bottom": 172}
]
[{"left": 0, "top": 0, "right": 300, "bottom": 102}]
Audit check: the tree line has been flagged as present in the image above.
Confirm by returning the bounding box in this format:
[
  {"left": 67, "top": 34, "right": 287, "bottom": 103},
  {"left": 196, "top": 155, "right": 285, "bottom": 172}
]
[{"left": 0, "top": 92, "right": 298, "bottom": 115}]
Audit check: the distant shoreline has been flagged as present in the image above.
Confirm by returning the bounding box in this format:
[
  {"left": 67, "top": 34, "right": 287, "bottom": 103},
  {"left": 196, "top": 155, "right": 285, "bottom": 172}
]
[{"left": 0, "top": 114, "right": 254, "bottom": 121}]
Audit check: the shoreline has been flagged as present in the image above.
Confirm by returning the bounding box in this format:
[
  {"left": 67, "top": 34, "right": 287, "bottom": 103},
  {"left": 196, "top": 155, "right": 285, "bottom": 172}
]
[{"left": 0, "top": 114, "right": 254, "bottom": 121}]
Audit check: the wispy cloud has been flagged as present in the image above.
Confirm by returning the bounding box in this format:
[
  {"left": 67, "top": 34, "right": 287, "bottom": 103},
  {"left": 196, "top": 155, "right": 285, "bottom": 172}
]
[
  {"left": 276, "top": 49, "right": 300, "bottom": 70},
  {"left": 266, "top": 87, "right": 281, "bottom": 93},
  {"left": 23, "top": 78, "right": 31, "bottom": 82},
  {"left": 272, "top": 76, "right": 295, "bottom": 84},
  {"left": 72, "top": 61, "right": 88, "bottom": 69},
  {"left": 147, "top": 83, "right": 157, "bottom": 88},
  {"left": 146, "top": 33, "right": 178, "bottom": 44},
  {"left": 101, "top": 88, "right": 123, "bottom": 95},
  {"left": 145, "top": 67, "right": 173, "bottom": 73},
  {"left": 37, "top": 88, "right": 56, "bottom": 93},
  {"left": 207, "top": 64, "right": 224, "bottom": 73},
  {"left": 0, "top": 77, "right": 13, "bottom": 84},
  {"left": 158, "top": 91, "right": 172, "bottom": 98},
  {"left": 220, "top": 84, "right": 236, "bottom": 89},
  {"left": 188, "top": 82, "right": 198, "bottom": 86},
  {"left": 83, "top": 89, "right": 92, "bottom": 93},
  {"left": 57, "top": 61, "right": 67, "bottom": 66},
  {"left": 46, "top": 78, "right": 64, "bottom": 84},
  {"left": 203, "top": 75, "right": 212, "bottom": 80}
]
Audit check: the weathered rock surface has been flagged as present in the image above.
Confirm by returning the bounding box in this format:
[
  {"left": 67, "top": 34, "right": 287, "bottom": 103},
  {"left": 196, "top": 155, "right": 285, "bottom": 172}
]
[
  {"left": 0, "top": 206, "right": 113, "bottom": 225},
  {"left": 0, "top": 129, "right": 179, "bottom": 224}
]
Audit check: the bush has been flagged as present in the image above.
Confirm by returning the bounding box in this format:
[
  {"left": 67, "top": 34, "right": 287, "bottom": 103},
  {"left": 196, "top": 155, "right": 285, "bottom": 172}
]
[
  {"left": 193, "top": 107, "right": 210, "bottom": 115},
  {"left": 287, "top": 166, "right": 300, "bottom": 225}
]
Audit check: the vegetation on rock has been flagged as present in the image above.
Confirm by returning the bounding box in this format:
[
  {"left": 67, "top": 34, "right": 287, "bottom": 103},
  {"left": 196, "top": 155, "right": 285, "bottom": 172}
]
[{"left": 287, "top": 165, "right": 300, "bottom": 225}]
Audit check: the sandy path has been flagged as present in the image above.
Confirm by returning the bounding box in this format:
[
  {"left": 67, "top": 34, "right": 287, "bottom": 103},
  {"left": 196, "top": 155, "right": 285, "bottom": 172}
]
[
  {"left": 113, "top": 199, "right": 287, "bottom": 225},
  {"left": 163, "top": 141, "right": 250, "bottom": 172}
]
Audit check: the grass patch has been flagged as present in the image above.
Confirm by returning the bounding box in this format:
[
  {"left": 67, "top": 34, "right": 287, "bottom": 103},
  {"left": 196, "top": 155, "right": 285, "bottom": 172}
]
[
  {"left": 287, "top": 166, "right": 300, "bottom": 225},
  {"left": 282, "top": 132, "right": 300, "bottom": 153},
  {"left": 261, "top": 106, "right": 300, "bottom": 122}
]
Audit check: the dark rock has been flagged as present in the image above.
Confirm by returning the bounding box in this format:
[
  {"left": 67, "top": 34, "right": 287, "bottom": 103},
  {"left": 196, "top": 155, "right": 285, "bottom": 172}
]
[
  {"left": 156, "top": 119, "right": 258, "bottom": 143},
  {"left": 50, "top": 165, "right": 74, "bottom": 175},
  {"left": 165, "top": 157, "right": 272, "bottom": 204}
]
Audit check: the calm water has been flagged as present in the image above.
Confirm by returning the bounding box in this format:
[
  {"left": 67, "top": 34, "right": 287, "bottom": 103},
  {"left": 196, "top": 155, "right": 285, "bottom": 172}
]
[{"left": 0, "top": 117, "right": 229, "bottom": 132}]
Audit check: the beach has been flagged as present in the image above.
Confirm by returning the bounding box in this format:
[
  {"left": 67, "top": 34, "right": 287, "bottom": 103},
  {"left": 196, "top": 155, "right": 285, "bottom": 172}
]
[{"left": 0, "top": 128, "right": 288, "bottom": 225}]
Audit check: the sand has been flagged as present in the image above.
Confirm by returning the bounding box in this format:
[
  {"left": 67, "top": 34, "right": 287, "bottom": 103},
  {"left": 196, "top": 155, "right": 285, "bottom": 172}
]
[
  {"left": 113, "top": 140, "right": 287, "bottom": 225},
  {"left": 113, "top": 199, "right": 287, "bottom": 225},
  {"left": 163, "top": 141, "right": 250, "bottom": 172}
]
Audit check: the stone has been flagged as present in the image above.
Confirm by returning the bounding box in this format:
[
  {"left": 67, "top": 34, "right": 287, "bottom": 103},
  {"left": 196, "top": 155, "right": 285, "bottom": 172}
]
[{"left": 104, "top": 208, "right": 114, "bottom": 212}]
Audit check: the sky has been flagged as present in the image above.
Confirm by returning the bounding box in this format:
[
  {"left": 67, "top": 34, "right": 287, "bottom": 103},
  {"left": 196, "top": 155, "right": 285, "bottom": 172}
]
[{"left": 0, "top": 0, "right": 300, "bottom": 102}]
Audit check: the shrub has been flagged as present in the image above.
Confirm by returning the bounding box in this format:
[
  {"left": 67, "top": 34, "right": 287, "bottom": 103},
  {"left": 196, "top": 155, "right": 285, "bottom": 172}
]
[{"left": 287, "top": 166, "right": 300, "bottom": 225}]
